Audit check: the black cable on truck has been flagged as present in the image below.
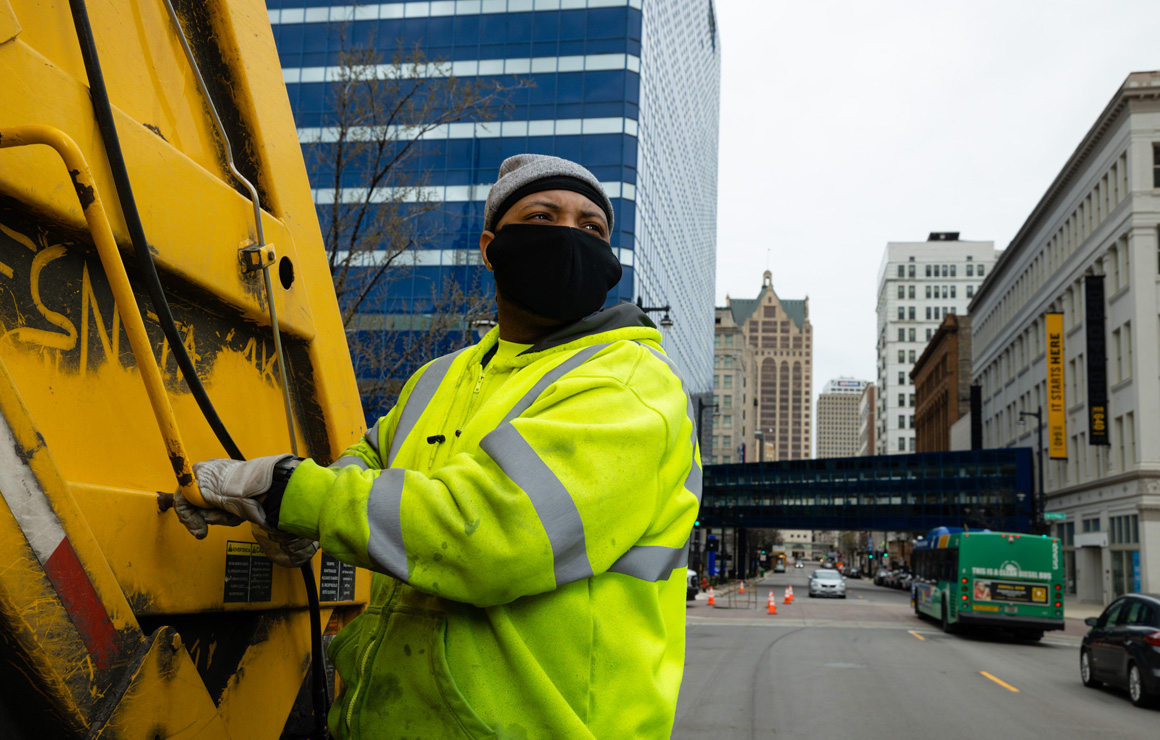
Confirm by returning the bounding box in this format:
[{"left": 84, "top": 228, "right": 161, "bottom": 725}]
[{"left": 67, "top": 2, "right": 329, "bottom": 737}]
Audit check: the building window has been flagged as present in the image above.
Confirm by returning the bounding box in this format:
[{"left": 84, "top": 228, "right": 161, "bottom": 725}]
[
  {"left": 925, "top": 265, "right": 932, "bottom": 277},
  {"left": 897, "top": 265, "right": 905, "bottom": 278},
  {"left": 1082, "top": 517, "right": 1100, "bottom": 533},
  {"left": 908, "top": 264, "right": 916, "bottom": 278},
  {"left": 724, "top": 335, "right": 733, "bottom": 347},
  {"left": 724, "top": 356, "right": 733, "bottom": 367},
  {"left": 723, "top": 395, "right": 732, "bottom": 408},
  {"left": 898, "top": 415, "right": 905, "bottom": 429},
  {"left": 978, "top": 265, "right": 985, "bottom": 277},
  {"left": 966, "top": 285, "right": 974, "bottom": 298},
  {"left": 897, "top": 285, "right": 905, "bottom": 299},
  {"left": 898, "top": 438, "right": 906, "bottom": 451},
  {"left": 925, "top": 286, "right": 932, "bottom": 298},
  {"left": 908, "top": 350, "right": 916, "bottom": 363},
  {"left": 926, "top": 306, "right": 932, "bottom": 319},
  {"left": 898, "top": 350, "right": 905, "bottom": 362},
  {"left": 1154, "top": 143, "right": 1160, "bottom": 187},
  {"left": 942, "top": 265, "right": 948, "bottom": 277},
  {"left": 898, "top": 306, "right": 905, "bottom": 320},
  {"left": 950, "top": 286, "right": 957, "bottom": 298},
  {"left": 714, "top": 374, "right": 720, "bottom": 388},
  {"left": 942, "top": 286, "right": 948, "bottom": 298},
  {"left": 909, "top": 393, "right": 915, "bottom": 407},
  {"left": 898, "top": 371, "right": 905, "bottom": 385},
  {"left": 908, "top": 285, "right": 916, "bottom": 299},
  {"left": 909, "top": 437, "right": 916, "bottom": 451},
  {"left": 722, "top": 435, "right": 731, "bottom": 447},
  {"left": 908, "top": 328, "right": 916, "bottom": 341},
  {"left": 926, "top": 329, "right": 933, "bottom": 340},
  {"left": 898, "top": 328, "right": 905, "bottom": 342},
  {"left": 950, "top": 265, "right": 957, "bottom": 277},
  {"left": 967, "top": 264, "right": 974, "bottom": 276},
  {"left": 723, "top": 375, "right": 733, "bottom": 388},
  {"left": 898, "top": 393, "right": 905, "bottom": 407}
]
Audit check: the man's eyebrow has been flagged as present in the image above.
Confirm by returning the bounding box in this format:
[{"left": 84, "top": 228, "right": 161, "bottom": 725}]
[
  {"left": 579, "top": 207, "right": 607, "bottom": 223},
  {"left": 517, "top": 200, "right": 563, "bottom": 211}
]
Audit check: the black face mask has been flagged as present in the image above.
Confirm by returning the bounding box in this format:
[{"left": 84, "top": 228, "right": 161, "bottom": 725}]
[{"left": 486, "top": 224, "right": 623, "bottom": 322}]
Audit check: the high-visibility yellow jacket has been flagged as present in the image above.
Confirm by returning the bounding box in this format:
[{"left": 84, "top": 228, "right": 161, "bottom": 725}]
[{"left": 278, "top": 303, "right": 701, "bottom": 739}]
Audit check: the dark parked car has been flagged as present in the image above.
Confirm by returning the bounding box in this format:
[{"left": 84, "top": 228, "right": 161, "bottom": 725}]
[
  {"left": 1080, "top": 593, "right": 1160, "bottom": 707},
  {"left": 846, "top": 566, "right": 862, "bottom": 579}
]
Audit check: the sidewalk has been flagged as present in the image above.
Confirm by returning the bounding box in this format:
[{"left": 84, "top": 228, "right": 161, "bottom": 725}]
[{"left": 1063, "top": 600, "right": 1104, "bottom": 621}]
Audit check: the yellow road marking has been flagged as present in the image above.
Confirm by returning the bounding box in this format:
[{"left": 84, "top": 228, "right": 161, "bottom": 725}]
[
  {"left": 980, "top": 671, "right": 1019, "bottom": 692},
  {"left": 908, "top": 631, "right": 925, "bottom": 641}
]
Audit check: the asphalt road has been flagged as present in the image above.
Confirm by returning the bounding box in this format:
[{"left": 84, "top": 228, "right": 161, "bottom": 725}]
[{"left": 673, "top": 566, "right": 1156, "bottom": 739}]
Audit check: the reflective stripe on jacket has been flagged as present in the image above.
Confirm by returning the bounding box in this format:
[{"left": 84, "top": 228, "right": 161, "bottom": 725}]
[{"left": 279, "top": 303, "right": 701, "bottom": 739}]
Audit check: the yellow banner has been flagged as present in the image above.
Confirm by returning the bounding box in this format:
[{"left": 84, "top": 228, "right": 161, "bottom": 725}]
[{"left": 1046, "top": 313, "right": 1067, "bottom": 459}]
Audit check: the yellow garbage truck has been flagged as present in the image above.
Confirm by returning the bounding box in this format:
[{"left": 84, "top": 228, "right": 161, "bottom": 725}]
[{"left": 0, "top": 1, "right": 367, "bottom": 736}]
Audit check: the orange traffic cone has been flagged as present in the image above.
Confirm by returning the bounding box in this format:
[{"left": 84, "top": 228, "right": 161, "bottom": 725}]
[
  {"left": 767, "top": 590, "right": 777, "bottom": 615},
  {"left": 707, "top": 587, "right": 716, "bottom": 607},
  {"left": 739, "top": 580, "right": 746, "bottom": 595},
  {"left": 785, "top": 585, "right": 794, "bottom": 604}
]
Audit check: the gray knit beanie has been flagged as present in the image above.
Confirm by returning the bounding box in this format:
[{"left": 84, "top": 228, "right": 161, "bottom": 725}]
[{"left": 483, "top": 154, "right": 614, "bottom": 233}]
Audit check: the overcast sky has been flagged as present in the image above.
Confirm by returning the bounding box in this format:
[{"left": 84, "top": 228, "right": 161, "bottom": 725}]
[{"left": 713, "top": 0, "right": 1160, "bottom": 443}]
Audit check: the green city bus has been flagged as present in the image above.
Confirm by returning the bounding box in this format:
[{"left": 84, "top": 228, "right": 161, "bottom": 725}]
[{"left": 911, "top": 527, "right": 1065, "bottom": 640}]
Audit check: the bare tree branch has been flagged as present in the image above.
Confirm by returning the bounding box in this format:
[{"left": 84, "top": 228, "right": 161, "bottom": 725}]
[{"left": 306, "top": 26, "right": 531, "bottom": 410}]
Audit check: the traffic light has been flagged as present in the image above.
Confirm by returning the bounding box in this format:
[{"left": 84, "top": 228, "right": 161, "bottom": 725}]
[
  {"left": 694, "top": 520, "right": 701, "bottom": 527},
  {"left": 868, "top": 552, "right": 874, "bottom": 559}
]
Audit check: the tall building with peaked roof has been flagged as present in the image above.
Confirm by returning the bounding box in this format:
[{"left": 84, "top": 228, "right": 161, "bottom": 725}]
[{"left": 718, "top": 271, "right": 812, "bottom": 461}]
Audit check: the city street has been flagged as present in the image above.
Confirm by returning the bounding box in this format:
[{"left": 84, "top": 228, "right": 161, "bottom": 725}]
[{"left": 673, "top": 566, "right": 1156, "bottom": 739}]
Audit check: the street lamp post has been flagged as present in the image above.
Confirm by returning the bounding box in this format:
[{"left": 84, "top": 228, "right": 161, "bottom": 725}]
[
  {"left": 635, "top": 296, "right": 673, "bottom": 331},
  {"left": 1019, "top": 407, "right": 1046, "bottom": 534}
]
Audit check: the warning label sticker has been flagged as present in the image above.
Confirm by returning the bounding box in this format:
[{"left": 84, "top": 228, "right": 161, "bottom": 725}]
[
  {"left": 224, "top": 541, "right": 273, "bottom": 603},
  {"left": 319, "top": 553, "right": 357, "bottom": 602}
]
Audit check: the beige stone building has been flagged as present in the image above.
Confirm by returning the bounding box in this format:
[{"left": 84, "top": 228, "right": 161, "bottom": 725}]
[
  {"left": 711, "top": 306, "right": 757, "bottom": 464},
  {"left": 717, "top": 271, "right": 812, "bottom": 462},
  {"left": 817, "top": 378, "right": 870, "bottom": 458}
]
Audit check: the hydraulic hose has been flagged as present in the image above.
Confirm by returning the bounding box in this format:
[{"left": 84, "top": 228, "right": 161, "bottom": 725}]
[{"left": 67, "top": 2, "right": 328, "bottom": 736}]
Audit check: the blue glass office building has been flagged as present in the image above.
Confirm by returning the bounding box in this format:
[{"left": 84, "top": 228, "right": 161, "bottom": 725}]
[{"left": 267, "top": 0, "right": 719, "bottom": 421}]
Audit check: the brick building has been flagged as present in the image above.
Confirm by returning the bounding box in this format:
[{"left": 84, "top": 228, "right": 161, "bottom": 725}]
[{"left": 911, "top": 314, "right": 972, "bottom": 452}]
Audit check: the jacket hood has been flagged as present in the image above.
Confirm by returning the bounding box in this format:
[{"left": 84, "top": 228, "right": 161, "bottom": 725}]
[
  {"left": 527, "top": 301, "right": 661, "bottom": 354},
  {"left": 471, "top": 302, "right": 664, "bottom": 368}
]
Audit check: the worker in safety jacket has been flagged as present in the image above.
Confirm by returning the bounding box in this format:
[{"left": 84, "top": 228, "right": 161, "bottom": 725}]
[{"left": 176, "top": 154, "right": 701, "bottom": 739}]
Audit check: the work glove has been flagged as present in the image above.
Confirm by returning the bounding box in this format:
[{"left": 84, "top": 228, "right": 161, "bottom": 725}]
[
  {"left": 251, "top": 523, "right": 319, "bottom": 568},
  {"left": 192, "top": 454, "right": 296, "bottom": 531},
  {"left": 174, "top": 488, "right": 244, "bottom": 539}
]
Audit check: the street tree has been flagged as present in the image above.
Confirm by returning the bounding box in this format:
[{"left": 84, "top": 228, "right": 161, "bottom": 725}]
[{"left": 304, "top": 32, "right": 529, "bottom": 413}]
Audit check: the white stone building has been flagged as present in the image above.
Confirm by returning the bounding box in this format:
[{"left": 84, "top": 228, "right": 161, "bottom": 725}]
[
  {"left": 970, "top": 71, "right": 1160, "bottom": 603},
  {"left": 876, "top": 235, "right": 999, "bottom": 455}
]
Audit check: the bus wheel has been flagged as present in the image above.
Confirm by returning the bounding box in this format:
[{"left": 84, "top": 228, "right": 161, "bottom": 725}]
[
  {"left": 941, "top": 597, "right": 955, "bottom": 634},
  {"left": 1080, "top": 649, "right": 1100, "bottom": 688}
]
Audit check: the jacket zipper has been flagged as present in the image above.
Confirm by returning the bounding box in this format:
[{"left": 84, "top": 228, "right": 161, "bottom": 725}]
[
  {"left": 428, "top": 363, "right": 484, "bottom": 468},
  {"left": 345, "top": 638, "right": 377, "bottom": 734}
]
